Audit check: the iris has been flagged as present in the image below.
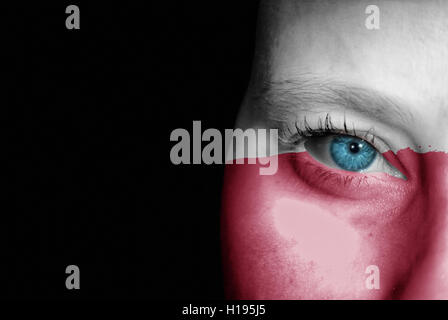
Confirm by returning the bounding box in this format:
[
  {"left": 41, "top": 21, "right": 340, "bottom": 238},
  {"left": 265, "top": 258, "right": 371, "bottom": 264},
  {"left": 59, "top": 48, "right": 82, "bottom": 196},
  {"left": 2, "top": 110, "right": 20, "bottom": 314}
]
[{"left": 330, "top": 136, "right": 376, "bottom": 171}]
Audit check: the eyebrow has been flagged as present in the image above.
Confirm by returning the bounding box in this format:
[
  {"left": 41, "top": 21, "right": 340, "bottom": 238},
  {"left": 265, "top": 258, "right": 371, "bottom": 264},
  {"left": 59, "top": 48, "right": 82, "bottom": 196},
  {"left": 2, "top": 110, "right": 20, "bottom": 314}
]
[{"left": 250, "top": 75, "right": 414, "bottom": 126}]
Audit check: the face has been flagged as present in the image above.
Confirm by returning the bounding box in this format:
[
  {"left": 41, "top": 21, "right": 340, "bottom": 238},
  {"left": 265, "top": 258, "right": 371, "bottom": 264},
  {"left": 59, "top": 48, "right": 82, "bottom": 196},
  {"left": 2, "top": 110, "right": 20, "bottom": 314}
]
[{"left": 221, "top": 0, "right": 448, "bottom": 299}]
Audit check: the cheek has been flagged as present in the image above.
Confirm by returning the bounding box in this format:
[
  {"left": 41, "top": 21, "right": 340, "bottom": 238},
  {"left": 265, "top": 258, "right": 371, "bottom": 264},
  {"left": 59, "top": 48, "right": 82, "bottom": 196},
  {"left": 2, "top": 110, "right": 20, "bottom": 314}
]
[
  {"left": 272, "top": 197, "right": 362, "bottom": 293},
  {"left": 221, "top": 151, "right": 424, "bottom": 299},
  {"left": 273, "top": 198, "right": 359, "bottom": 274}
]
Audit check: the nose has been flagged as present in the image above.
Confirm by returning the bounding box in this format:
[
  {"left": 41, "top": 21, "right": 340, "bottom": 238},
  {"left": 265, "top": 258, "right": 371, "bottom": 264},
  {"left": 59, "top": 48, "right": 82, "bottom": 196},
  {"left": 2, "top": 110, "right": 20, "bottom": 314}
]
[{"left": 399, "top": 151, "right": 448, "bottom": 299}]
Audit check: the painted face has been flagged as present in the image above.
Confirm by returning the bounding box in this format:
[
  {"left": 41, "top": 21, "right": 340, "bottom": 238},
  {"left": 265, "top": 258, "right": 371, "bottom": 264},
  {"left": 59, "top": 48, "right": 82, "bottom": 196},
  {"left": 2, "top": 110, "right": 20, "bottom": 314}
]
[{"left": 221, "top": 0, "right": 448, "bottom": 299}]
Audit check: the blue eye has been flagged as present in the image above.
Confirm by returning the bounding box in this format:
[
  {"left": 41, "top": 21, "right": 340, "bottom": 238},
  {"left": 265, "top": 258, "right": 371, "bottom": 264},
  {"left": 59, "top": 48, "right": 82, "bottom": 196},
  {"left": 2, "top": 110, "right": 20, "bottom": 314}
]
[
  {"left": 329, "top": 136, "right": 377, "bottom": 171},
  {"left": 304, "top": 133, "right": 405, "bottom": 179}
]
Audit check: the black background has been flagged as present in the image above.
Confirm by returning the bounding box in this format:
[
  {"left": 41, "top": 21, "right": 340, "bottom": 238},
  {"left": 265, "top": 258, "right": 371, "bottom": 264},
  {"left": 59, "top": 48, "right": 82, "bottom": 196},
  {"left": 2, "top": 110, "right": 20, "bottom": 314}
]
[{"left": 6, "top": 1, "right": 258, "bottom": 299}]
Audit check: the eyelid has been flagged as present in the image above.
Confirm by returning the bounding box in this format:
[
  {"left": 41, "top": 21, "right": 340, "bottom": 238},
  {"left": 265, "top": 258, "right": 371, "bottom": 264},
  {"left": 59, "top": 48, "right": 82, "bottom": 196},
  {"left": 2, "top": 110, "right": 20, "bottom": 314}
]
[
  {"left": 280, "top": 127, "right": 389, "bottom": 154},
  {"left": 326, "top": 130, "right": 389, "bottom": 154},
  {"left": 278, "top": 114, "right": 390, "bottom": 154}
]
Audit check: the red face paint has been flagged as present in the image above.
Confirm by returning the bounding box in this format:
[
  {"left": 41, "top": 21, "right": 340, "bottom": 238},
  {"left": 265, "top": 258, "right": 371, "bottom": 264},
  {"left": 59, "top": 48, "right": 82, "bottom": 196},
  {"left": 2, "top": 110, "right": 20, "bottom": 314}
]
[{"left": 221, "top": 148, "right": 448, "bottom": 299}]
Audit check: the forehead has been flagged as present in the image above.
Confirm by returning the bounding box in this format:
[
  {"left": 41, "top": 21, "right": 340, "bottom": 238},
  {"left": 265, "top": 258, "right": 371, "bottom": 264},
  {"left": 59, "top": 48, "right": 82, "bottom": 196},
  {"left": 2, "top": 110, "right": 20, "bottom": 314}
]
[{"left": 257, "top": 0, "right": 448, "bottom": 113}]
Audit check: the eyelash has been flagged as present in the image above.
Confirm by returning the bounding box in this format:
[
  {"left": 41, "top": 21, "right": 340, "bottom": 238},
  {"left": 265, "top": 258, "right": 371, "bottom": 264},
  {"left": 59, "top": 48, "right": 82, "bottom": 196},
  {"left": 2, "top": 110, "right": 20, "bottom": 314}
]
[{"left": 281, "top": 113, "right": 376, "bottom": 148}]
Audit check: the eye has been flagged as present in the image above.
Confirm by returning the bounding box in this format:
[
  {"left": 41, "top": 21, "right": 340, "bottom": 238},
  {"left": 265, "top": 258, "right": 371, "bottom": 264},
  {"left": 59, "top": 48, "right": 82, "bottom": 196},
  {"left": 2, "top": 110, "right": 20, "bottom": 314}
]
[
  {"left": 330, "top": 136, "right": 376, "bottom": 171},
  {"left": 305, "top": 135, "right": 405, "bottom": 179}
]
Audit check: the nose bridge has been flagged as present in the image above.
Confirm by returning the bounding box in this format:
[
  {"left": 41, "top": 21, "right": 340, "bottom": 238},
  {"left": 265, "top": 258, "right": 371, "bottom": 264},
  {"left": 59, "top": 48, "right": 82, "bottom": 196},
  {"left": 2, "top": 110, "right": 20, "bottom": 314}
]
[{"left": 399, "top": 152, "right": 448, "bottom": 299}]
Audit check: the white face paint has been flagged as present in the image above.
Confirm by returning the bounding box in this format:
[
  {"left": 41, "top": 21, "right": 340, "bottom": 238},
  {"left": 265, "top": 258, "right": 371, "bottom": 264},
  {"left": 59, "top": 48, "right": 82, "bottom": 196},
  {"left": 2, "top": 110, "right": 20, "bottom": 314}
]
[{"left": 238, "top": 0, "right": 448, "bottom": 154}]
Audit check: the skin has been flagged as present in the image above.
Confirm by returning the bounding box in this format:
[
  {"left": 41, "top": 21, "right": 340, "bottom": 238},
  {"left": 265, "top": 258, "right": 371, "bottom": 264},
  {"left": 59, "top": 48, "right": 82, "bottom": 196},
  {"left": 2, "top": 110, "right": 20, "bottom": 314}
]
[{"left": 221, "top": 0, "right": 448, "bottom": 299}]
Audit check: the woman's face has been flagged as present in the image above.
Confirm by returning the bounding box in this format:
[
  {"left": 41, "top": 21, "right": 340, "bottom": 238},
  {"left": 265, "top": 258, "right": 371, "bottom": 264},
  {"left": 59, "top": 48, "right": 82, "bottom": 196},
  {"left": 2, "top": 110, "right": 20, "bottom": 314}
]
[{"left": 221, "top": 0, "right": 448, "bottom": 299}]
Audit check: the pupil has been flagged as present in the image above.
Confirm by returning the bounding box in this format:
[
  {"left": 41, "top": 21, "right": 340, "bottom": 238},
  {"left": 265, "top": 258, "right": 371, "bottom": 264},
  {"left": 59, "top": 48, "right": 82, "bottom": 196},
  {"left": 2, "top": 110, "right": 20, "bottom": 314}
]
[{"left": 349, "top": 142, "right": 360, "bottom": 153}]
